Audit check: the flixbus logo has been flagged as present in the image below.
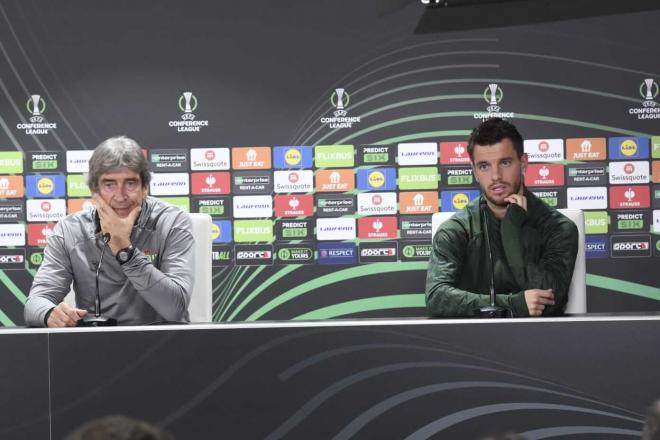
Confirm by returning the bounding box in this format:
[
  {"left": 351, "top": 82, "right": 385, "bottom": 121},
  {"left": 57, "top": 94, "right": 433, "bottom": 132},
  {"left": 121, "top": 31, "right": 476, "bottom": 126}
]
[
  {"left": 0, "top": 152, "right": 23, "bottom": 174},
  {"left": 314, "top": 145, "right": 354, "bottom": 168}
]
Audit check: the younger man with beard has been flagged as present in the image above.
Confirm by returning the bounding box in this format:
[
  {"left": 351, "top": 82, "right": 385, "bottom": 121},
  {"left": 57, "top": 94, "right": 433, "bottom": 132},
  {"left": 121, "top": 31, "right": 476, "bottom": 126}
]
[{"left": 425, "top": 118, "right": 578, "bottom": 317}]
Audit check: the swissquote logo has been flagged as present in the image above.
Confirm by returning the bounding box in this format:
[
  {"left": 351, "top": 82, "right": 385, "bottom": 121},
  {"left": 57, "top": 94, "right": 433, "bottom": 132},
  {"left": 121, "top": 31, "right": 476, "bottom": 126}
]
[
  {"left": 474, "top": 83, "right": 515, "bottom": 120},
  {"left": 17, "top": 94, "right": 57, "bottom": 135},
  {"left": 320, "top": 88, "right": 361, "bottom": 129},
  {"left": 629, "top": 78, "right": 659, "bottom": 120},
  {"left": 168, "top": 91, "right": 209, "bottom": 132},
  {"left": 26, "top": 199, "right": 66, "bottom": 222},
  {"left": 190, "top": 148, "right": 230, "bottom": 170}
]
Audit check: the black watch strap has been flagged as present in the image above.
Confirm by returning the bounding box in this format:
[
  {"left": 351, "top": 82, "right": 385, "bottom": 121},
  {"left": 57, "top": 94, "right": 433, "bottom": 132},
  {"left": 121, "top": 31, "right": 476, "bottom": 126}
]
[{"left": 116, "top": 245, "right": 136, "bottom": 265}]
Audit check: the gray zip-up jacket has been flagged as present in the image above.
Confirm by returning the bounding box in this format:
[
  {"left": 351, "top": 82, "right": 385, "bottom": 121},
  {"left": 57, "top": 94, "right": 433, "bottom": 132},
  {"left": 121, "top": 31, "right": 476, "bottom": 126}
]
[{"left": 24, "top": 196, "right": 194, "bottom": 326}]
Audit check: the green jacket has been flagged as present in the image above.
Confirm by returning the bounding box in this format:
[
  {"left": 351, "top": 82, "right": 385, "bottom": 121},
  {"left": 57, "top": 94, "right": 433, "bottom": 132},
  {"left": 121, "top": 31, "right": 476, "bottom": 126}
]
[{"left": 425, "top": 190, "right": 578, "bottom": 317}]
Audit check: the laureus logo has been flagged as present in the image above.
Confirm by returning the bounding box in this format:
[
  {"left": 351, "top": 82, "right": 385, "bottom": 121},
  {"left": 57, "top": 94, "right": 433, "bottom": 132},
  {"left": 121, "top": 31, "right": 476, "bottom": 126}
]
[
  {"left": 168, "top": 91, "right": 209, "bottom": 132},
  {"left": 17, "top": 93, "right": 57, "bottom": 135},
  {"left": 320, "top": 87, "right": 361, "bottom": 128}
]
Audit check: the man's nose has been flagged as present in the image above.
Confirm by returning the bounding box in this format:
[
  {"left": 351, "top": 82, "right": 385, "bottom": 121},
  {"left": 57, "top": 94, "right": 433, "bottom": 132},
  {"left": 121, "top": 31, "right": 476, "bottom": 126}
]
[
  {"left": 115, "top": 184, "right": 129, "bottom": 198},
  {"left": 490, "top": 165, "right": 501, "bottom": 181}
]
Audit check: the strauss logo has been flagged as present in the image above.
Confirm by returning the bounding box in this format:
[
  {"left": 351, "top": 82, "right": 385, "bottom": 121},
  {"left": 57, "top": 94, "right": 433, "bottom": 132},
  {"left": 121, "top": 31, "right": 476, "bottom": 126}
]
[
  {"left": 205, "top": 174, "right": 216, "bottom": 187},
  {"left": 624, "top": 188, "right": 636, "bottom": 202},
  {"left": 539, "top": 166, "right": 550, "bottom": 179},
  {"left": 372, "top": 219, "right": 383, "bottom": 232},
  {"left": 288, "top": 197, "right": 300, "bottom": 210},
  {"left": 454, "top": 144, "right": 465, "bottom": 157}
]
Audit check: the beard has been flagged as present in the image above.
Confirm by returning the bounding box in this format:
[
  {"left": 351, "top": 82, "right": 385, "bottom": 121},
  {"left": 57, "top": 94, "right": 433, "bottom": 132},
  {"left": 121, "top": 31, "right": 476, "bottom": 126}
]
[{"left": 479, "top": 173, "right": 524, "bottom": 207}]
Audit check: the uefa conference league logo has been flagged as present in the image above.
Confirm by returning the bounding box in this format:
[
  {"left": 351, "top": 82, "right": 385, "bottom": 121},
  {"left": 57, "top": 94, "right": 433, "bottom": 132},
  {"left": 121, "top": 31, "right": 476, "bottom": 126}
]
[
  {"left": 473, "top": 83, "right": 515, "bottom": 120},
  {"left": 168, "top": 91, "right": 209, "bottom": 132},
  {"left": 629, "top": 78, "right": 659, "bottom": 120},
  {"left": 320, "top": 88, "right": 361, "bottom": 129},
  {"left": 16, "top": 94, "right": 57, "bottom": 135}
]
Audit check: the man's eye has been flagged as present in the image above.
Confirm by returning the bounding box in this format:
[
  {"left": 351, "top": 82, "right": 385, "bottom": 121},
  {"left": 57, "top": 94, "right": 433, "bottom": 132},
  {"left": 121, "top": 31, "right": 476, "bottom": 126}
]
[
  {"left": 501, "top": 159, "right": 512, "bottom": 166},
  {"left": 478, "top": 164, "right": 489, "bottom": 171}
]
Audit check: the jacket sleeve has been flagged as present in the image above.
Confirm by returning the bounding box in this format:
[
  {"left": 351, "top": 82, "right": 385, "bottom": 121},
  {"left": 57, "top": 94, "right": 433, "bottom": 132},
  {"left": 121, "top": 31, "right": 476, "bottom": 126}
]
[
  {"left": 121, "top": 212, "right": 194, "bottom": 321},
  {"left": 24, "top": 223, "right": 73, "bottom": 327},
  {"left": 425, "top": 219, "right": 528, "bottom": 318},
  {"left": 501, "top": 204, "right": 579, "bottom": 316}
]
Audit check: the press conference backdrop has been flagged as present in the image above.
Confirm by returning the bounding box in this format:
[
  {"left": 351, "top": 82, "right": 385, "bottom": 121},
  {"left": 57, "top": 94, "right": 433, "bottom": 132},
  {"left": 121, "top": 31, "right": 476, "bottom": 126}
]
[{"left": 0, "top": 1, "right": 658, "bottom": 326}]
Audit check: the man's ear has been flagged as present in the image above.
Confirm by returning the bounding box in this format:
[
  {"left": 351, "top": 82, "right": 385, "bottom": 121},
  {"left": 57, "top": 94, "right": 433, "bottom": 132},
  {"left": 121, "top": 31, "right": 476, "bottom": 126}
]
[{"left": 520, "top": 152, "right": 528, "bottom": 174}]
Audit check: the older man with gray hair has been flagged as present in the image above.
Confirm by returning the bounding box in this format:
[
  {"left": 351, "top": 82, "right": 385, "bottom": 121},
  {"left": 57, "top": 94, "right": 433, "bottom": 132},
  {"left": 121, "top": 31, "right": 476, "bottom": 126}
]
[{"left": 24, "top": 136, "right": 194, "bottom": 327}]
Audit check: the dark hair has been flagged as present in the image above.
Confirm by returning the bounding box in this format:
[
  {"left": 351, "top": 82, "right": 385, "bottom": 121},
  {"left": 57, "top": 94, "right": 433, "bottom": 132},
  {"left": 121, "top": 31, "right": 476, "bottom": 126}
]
[
  {"left": 87, "top": 136, "right": 151, "bottom": 192},
  {"left": 467, "top": 117, "right": 524, "bottom": 161},
  {"left": 65, "top": 415, "right": 174, "bottom": 440}
]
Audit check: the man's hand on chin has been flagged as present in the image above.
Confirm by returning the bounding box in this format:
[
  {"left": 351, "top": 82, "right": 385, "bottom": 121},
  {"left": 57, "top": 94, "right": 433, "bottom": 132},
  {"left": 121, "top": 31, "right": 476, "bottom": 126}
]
[{"left": 92, "top": 194, "right": 141, "bottom": 255}]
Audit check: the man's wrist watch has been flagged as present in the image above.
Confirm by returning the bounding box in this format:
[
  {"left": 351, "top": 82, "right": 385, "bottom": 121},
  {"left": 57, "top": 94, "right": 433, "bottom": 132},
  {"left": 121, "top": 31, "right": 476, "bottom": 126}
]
[{"left": 116, "top": 245, "right": 136, "bottom": 265}]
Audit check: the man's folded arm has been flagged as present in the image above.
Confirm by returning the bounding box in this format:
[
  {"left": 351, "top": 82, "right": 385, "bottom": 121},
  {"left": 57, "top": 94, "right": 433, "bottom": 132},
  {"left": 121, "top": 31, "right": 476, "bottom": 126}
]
[
  {"left": 24, "top": 226, "right": 73, "bottom": 327},
  {"left": 121, "top": 214, "right": 194, "bottom": 321},
  {"left": 501, "top": 206, "right": 579, "bottom": 315},
  {"left": 425, "top": 224, "right": 528, "bottom": 317}
]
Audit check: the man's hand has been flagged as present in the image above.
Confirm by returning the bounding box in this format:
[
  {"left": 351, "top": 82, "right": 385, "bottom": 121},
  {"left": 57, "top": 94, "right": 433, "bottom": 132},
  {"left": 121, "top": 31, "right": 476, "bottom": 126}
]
[
  {"left": 92, "top": 193, "right": 140, "bottom": 255},
  {"left": 504, "top": 193, "right": 527, "bottom": 212},
  {"left": 47, "top": 303, "right": 88, "bottom": 327},
  {"left": 524, "top": 289, "right": 555, "bottom": 316}
]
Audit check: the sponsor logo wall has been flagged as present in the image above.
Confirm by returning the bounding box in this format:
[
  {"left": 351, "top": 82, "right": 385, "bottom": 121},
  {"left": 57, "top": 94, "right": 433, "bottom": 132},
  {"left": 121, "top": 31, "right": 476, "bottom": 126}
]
[{"left": 1, "top": 136, "right": 659, "bottom": 272}]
